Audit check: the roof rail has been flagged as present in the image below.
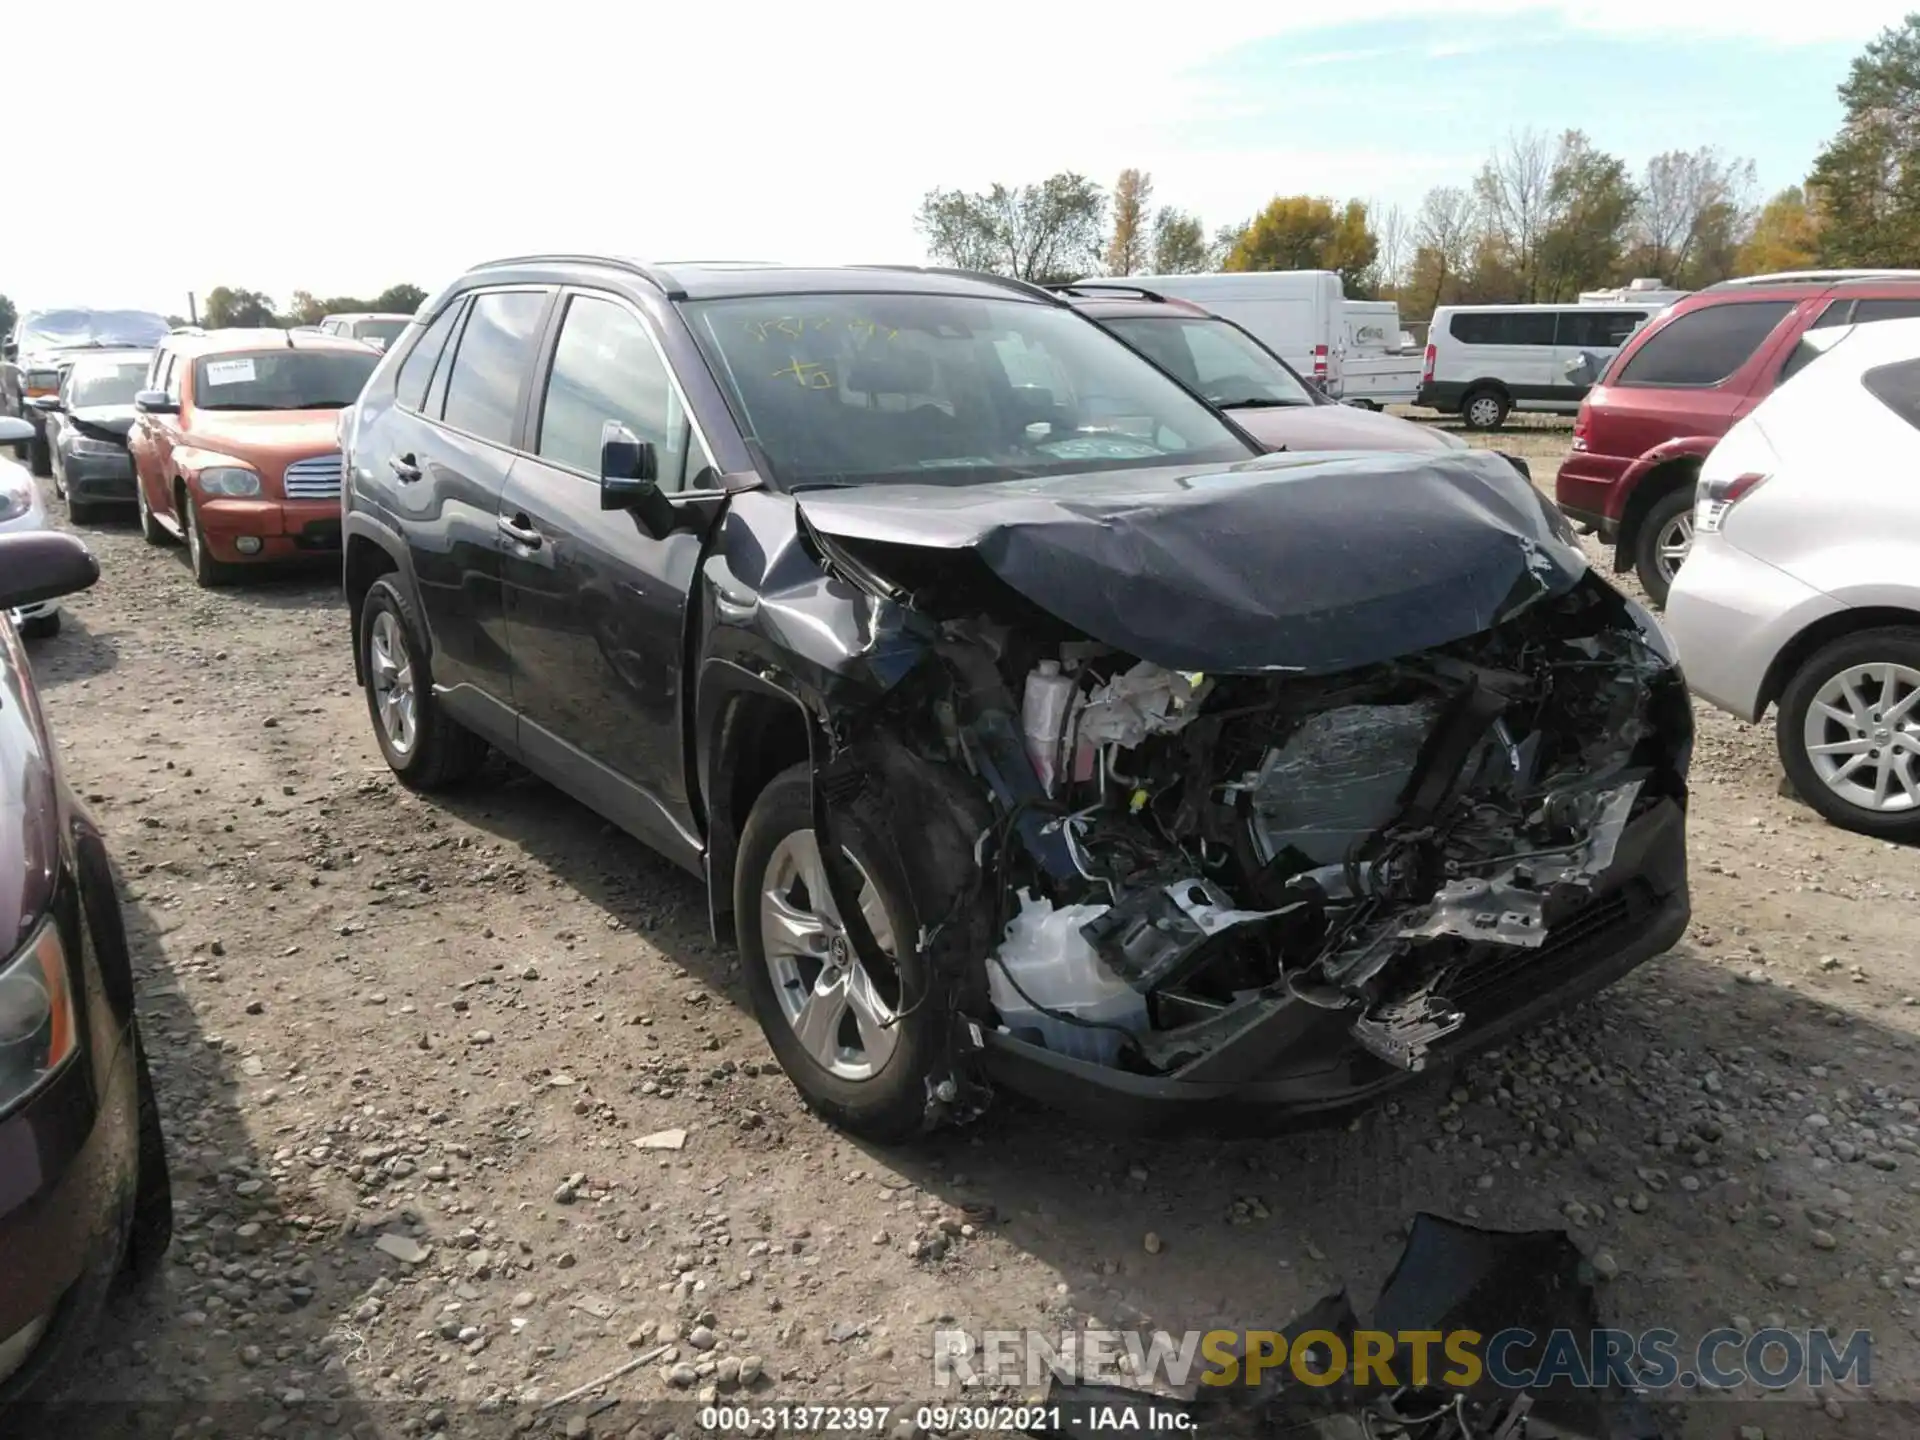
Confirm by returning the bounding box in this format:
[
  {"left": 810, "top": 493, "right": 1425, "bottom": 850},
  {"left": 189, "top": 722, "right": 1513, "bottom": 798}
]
[
  {"left": 1708, "top": 268, "right": 1920, "bottom": 290},
  {"left": 1046, "top": 281, "right": 1170, "bottom": 303},
  {"left": 469, "top": 253, "right": 688, "bottom": 299},
  {"left": 856, "top": 265, "right": 1069, "bottom": 307}
]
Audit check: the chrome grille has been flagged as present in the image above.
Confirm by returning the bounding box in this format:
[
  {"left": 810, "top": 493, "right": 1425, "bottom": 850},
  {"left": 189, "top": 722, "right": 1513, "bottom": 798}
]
[{"left": 282, "top": 452, "right": 343, "bottom": 500}]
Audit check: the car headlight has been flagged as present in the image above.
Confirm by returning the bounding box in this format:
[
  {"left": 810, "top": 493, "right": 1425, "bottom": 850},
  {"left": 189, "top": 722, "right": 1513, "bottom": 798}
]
[
  {"left": 0, "top": 480, "right": 33, "bottom": 523},
  {"left": 68, "top": 436, "right": 122, "bottom": 458},
  {"left": 197, "top": 467, "right": 260, "bottom": 497},
  {"left": 0, "top": 917, "right": 79, "bottom": 1115}
]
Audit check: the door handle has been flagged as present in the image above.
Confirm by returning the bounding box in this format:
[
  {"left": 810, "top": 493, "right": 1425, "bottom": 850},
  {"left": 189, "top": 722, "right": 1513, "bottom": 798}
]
[
  {"left": 498, "top": 513, "right": 543, "bottom": 548},
  {"left": 389, "top": 453, "right": 422, "bottom": 482}
]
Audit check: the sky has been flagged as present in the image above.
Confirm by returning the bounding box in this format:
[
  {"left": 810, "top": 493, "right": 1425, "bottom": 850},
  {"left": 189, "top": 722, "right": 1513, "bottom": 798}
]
[{"left": 3, "top": 0, "right": 1907, "bottom": 318}]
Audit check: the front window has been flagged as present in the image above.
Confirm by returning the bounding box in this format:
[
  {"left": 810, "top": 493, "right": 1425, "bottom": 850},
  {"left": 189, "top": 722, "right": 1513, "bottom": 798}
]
[
  {"left": 352, "top": 318, "right": 407, "bottom": 349},
  {"left": 192, "top": 350, "right": 379, "bottom": 411},
  {"left": 17, "top": 308, "right": 170, "bottom": 352},
  {"left": 683, "top": 293, "right": 1253, "bottom": 489},
  {"left": 68, "top": 360, "right": 150, "bottom": 408},
  {"left": 1100, "top": 315, "right": 1315, "bottom": 409}
]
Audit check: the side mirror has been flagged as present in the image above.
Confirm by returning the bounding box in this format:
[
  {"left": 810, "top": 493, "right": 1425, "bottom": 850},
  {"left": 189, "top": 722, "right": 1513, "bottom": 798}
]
[
  {"left": 599, "top": 421, "right": 676, "bottom": 539},
  {"left": 26, "top": 395, "right": 63, "bottom": 413},
  {"left": 0, "top": 532, "right": 100, "bottom": 611},
  {"left": 134, "top": 389, "right": 177, "bottom": 414},
  {"left": 0, "top": 416, "right": 32, "bottom": 445},
  {"left": 1, "top": 339, "right": 16, "bottom": 361}
]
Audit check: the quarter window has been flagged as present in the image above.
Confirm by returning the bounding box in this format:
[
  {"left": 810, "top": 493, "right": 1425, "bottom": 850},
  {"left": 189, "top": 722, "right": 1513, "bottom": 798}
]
[
  {"left": 537, "top": 295, "right": 696, "bottom": 491},
  {"left": 395, "top": 301, "right": 465, "bottom": 413},
  {"left": 1849, "top": 297, "right": 1920, "bottom": 325},
  {"left": 1450, "top": 311, "right": 1556, "bottom": 346},
  {"left": 1863, "top": 356, "right": 1920, "bottom": 432},
  {"left": 440, "top": 291, "right": 549, "bottom": 446},
  {"left": 1613, "top": 301, "right": 1794, "bottom": 388}
]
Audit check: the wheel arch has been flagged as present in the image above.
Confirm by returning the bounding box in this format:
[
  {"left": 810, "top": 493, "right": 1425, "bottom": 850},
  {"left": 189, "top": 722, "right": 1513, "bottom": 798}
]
[
  {"left": 344, "top": 519, "right": 410, "bottom": 686},
  {"left": 1758, "top": 607, "right": 1920, "bottom": 718},
  {"left": 697, "top": 662, "right": 816, "bottom": 940}
]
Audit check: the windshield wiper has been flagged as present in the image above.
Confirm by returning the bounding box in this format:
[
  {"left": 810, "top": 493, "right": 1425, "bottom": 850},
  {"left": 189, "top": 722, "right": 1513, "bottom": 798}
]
[{"left": 1220, "top": 397, "right": 1310, "bottom": 410}]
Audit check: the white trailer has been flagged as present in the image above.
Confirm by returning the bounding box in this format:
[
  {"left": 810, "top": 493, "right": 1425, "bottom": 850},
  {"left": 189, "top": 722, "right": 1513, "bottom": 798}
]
[{"left": 1337, "top": 298, "right": 1421, "bottom": 407}]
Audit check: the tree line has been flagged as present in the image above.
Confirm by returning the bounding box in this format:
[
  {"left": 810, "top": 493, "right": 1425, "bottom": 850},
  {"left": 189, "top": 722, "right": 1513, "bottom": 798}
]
[
  {"left": 915, "top": 13, "right": 1919, "bottom": 320},
  {"left": 194, "top": 284, "right": 429, "bottom": 330}
]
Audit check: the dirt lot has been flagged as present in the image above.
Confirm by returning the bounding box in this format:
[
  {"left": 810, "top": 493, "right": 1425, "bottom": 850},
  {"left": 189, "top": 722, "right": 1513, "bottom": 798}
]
[{"left": 18, "top": 422, "right": 1920, "bottom": 1440}]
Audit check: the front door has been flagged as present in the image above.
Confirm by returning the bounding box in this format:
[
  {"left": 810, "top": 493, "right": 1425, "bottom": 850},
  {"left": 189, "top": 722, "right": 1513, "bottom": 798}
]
[{"left": 498, "top": 290, "right": 718, "bottom": 857}]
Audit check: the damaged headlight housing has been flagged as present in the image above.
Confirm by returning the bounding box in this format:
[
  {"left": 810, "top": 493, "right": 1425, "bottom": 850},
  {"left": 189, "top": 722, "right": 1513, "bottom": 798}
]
[{"left": 0, "top": 917, "right": 79, "bottom": 1116}]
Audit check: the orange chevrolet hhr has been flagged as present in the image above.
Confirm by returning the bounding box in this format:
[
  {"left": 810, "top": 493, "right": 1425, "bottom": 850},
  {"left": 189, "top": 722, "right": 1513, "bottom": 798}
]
[{"left": 127, "top": 329, "right": 380, "bottom": 586}]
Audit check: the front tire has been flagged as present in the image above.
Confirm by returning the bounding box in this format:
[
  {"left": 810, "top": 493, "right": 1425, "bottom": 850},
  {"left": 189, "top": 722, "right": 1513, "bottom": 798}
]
[
  {"left": 27, "top": 433, "right": 51, "bottom": 477},
  {"left": 1460, "top": 387, "right": 1509, "bottom": 431},
  {"left": 735, "top": 765, "right": 941, "bottom": 1144},
  {"left": 360, "top": 578, "right": 488, "bottom": 788},
  {"left": 1632, "top": 487, "right": 1695, "bottom": 607},
  {"left": 136, "top": 477, "right": 172, "bottom": 546},
  {"left": 18, "top": 611, "right": 59, "bottom": 640},
  {"left": 183, "top": 494, "right": 239, "bottom": 587},
  {"left": 125, "top": 1030, "right": 174, "bottom": 1284},
  {"left": 1778, "top": 628, "right": 1920, "bottom": 842}
]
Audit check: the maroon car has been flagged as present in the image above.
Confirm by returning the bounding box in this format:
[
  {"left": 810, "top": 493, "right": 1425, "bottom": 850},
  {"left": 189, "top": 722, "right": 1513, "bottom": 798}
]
[
  {"left": 1052, "top": 284, "right": 1485, "bottom": 461},
  {"left": 1556, "top": 269, "right": 1920, "bottom": 604}
]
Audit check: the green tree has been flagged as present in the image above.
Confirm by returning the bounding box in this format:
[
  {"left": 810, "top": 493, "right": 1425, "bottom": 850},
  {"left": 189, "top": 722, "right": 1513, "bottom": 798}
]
[
  {"left": 1406, "top": 185, "right": 1478, "bottom": 315},
  {"left": 1149, "top": 207, "right": 1212, "bottom": 273},
  {"left": 203, "top": 287, "right": 279, "bottom": 328},
  {"left": 1105, "top": 169, "right": 1153, "bottom": 276},
  {"left": 0, "top": 294, "right": 15, "bottom": 344},
  {"left": 1473, "top": 130, "right": 1553, "bottom": 301},
  {"left": 916, "top": 173, "right": 1107, "bottom": 284},
  {"left": 1738, "top": 186, "right": 1822, "bottom": 274},
  {"left": 1224, "top": 196, "right": 1378, "bottom": 294},
  {"left": 1626, "top": 148, "right": 1756, "bottom": 288},
  {"left": 1536, "top": 131, "right": 1638, "bottom": 300},
  {"left": 371, "top": 283, "right": 427, "bottom": 314},
  {"left": 1809, "top": 14, "right": 1920, "bottom": 266},
  {"left": 284, "top": 290, "right": 327, "bottom": 326}
]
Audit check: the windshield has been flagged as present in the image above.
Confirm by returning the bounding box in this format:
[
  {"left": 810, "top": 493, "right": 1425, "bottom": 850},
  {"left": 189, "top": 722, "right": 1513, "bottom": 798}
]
[
  {"left": 192, "top": 350, "right": 379, "bottom": 410},
  {"left": 17, "top": 308, "right": 170, "bottom": 352},
  {"left": 1101, "top": 315, "right": 1316, "bottom": 409},
  {"left": 682, "top": 292, "right": 1254, "bottom": 489},
  {"left": 352, "top": 318, "right": 407, "bottom": 347},
  {"left": 69, "top": 359, "right": 150, "bottom": 408}
]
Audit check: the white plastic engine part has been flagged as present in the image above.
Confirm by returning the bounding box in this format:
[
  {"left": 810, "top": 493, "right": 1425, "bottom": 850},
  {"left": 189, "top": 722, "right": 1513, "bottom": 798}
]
[
  {"left": 988, "top": 889, "right": 1146, "bottom": 1065},
  {"left": 1020, "top": 659, "right": 1075, "bottom": 794}
]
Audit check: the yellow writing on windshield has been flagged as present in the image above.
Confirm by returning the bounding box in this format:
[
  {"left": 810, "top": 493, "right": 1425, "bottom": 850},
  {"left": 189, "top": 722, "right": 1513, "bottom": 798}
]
[{"left": 773, "top": 356, "right": 834, "bottom": 389}]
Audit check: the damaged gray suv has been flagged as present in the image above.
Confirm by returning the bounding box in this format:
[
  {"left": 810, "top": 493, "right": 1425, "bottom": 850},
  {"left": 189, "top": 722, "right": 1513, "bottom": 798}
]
[{"left": 341, "top": 259, "right": 1692, "bottom": 1141}]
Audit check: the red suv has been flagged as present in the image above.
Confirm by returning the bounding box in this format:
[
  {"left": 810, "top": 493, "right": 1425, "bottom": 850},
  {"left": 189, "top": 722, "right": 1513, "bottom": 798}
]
[{"left": 1556, "top": 270, "right": 1920, "bottom": 604}]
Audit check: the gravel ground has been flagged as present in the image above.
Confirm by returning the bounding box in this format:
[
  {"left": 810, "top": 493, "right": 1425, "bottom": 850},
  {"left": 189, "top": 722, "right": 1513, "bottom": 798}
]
[{"left": 15, "top": 424, "right": 1920, "bottom": 1440}]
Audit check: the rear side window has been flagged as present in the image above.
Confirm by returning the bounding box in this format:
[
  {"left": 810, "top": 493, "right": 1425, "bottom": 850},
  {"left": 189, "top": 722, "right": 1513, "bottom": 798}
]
[
  {"left": 395, "top": 302, "right": 465, "bottom": 412},
  {"left": 1557, "top": 310, "right": 1648, "bottom": 349},
  {"left": 439, "top": 291, "right": 548, "bottom": 445},
  {"left": 1863, "top": 356, "right": 1920, "bottom": 431},
  {"left": 1450, "top": 311, "right": 1556, "bottom": 346},
  {"left": 1613, "top": 301, "right": 1793, "bottom": 387},
  {"left": 1850, "top": 297, "right": 1920, "bottom": 325}
]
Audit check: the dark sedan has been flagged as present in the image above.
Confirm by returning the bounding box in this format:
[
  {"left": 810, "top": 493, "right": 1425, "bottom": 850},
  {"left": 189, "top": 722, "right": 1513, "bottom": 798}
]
[
  {"left": 0, "top": 529, "right": 172, "bottom": 1410},
  {"left": 2, "top": 309, "right": 170, "bottom": 477},
  {"left": 33, "top": 350, "right": 152, "bottom": 522}
]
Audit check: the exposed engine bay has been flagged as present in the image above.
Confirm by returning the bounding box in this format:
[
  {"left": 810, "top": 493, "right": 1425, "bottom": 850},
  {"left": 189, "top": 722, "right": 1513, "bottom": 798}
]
[{"left": 819, "top": 568, "right": 1685, "bottom": 1088}]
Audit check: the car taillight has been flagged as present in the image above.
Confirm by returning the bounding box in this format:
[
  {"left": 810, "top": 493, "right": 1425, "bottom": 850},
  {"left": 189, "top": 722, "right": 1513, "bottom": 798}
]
[
  {"left": 1422, "top": 343, "right": 1435, "bottom": 385},
  {"left": 1312, "top": 344, "right": 1328, "bottom": 382},
  {"left": 1695, "top": 471, "right": 1769, "bottom": 534},
  {"left": 1571, "top": 411, "right": 1589, "bottom": 452}
]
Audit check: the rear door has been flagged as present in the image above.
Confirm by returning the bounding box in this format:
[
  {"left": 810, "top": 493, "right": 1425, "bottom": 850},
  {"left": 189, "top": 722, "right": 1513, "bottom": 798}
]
[
  {"left": 380, "top": 287, "right": 553, "bottom": 715},
  {"left": 497, "top": 289, "right": 719, "bottom": 857},
  {"left": 1600, "top": 297, "right": 1803, "bottom": 457}
]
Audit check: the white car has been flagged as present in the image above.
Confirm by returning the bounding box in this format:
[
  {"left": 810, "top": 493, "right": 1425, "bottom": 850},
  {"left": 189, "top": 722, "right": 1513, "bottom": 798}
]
[
  {"left": 1666, "top": 316, "right": 1920, "bottom": 840},
  {"left": 0, "top": 417, "right": 61, "bottom": 638}
]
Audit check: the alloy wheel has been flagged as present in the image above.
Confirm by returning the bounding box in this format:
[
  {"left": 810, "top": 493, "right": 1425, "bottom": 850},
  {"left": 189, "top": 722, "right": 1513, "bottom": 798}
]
[
  {"left": 368, "top": 610, "right": 419, "bottom": 758},
  {"left": 1802, "top": 661, "right": 1920, "bottom": 813},
  {"left": 758, "top": 830, "right": 900, "bottom": 1082},
  {"left": 1653, "top": 510, "right": 1694, "bottom": 586}
]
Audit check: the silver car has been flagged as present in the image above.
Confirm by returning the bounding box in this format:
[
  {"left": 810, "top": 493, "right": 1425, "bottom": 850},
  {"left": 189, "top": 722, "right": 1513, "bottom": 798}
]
[
  {"left": 0, "top": 417, "right": 62, "bottom": 638},
  {"left": 1666, "top": 317, "right": 1920, "bottom": 841}
]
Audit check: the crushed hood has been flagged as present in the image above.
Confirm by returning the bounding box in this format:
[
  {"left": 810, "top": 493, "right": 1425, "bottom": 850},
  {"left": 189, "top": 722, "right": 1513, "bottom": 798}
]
[
  {"left": 796, "top": 450, "right": 1586, "bottom": 674},
  {"left": 68, "top": 404, "right": 137, "bottom": 439}
]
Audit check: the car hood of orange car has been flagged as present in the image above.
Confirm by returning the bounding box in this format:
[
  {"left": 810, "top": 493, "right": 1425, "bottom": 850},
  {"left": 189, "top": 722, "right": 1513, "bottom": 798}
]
[{"left": 186, "top": 409, "right": 340, "bottom": 460}]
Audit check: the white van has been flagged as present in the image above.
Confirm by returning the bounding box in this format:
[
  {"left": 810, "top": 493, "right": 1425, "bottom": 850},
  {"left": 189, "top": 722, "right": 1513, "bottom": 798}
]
[
  {"left": 1418, "top": 302, "right": 1664, "bottom": 429},
  {"left": 1339, "top": 299, "right": 1421, "bottom": 407},
  {"left": 1078, "top": 271, "right": 1347, "bottom": 394}
]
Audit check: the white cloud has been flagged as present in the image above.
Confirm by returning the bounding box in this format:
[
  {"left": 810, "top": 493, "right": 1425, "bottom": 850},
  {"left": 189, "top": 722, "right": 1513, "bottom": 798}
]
[{"left": 8, "top": 0, "right": 1902, "bottom": 313}]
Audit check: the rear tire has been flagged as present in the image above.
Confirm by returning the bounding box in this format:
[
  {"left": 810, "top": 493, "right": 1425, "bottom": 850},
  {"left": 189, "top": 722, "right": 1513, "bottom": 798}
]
[
  {"left": 1777, "top": 627, "right": 1920, "bottom": 843},
  {"left": 1460, "top": 387, "right": 1509, "bottom": 431},
  {"left": 735, "top": 765, "right": 941, "bottom": 1144},
  {"left": 1632, "top": 488, "right": 1695, "bottom": 608},
  {"left": 360, "top": 578, "right": 488, "bottom": 789}
]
